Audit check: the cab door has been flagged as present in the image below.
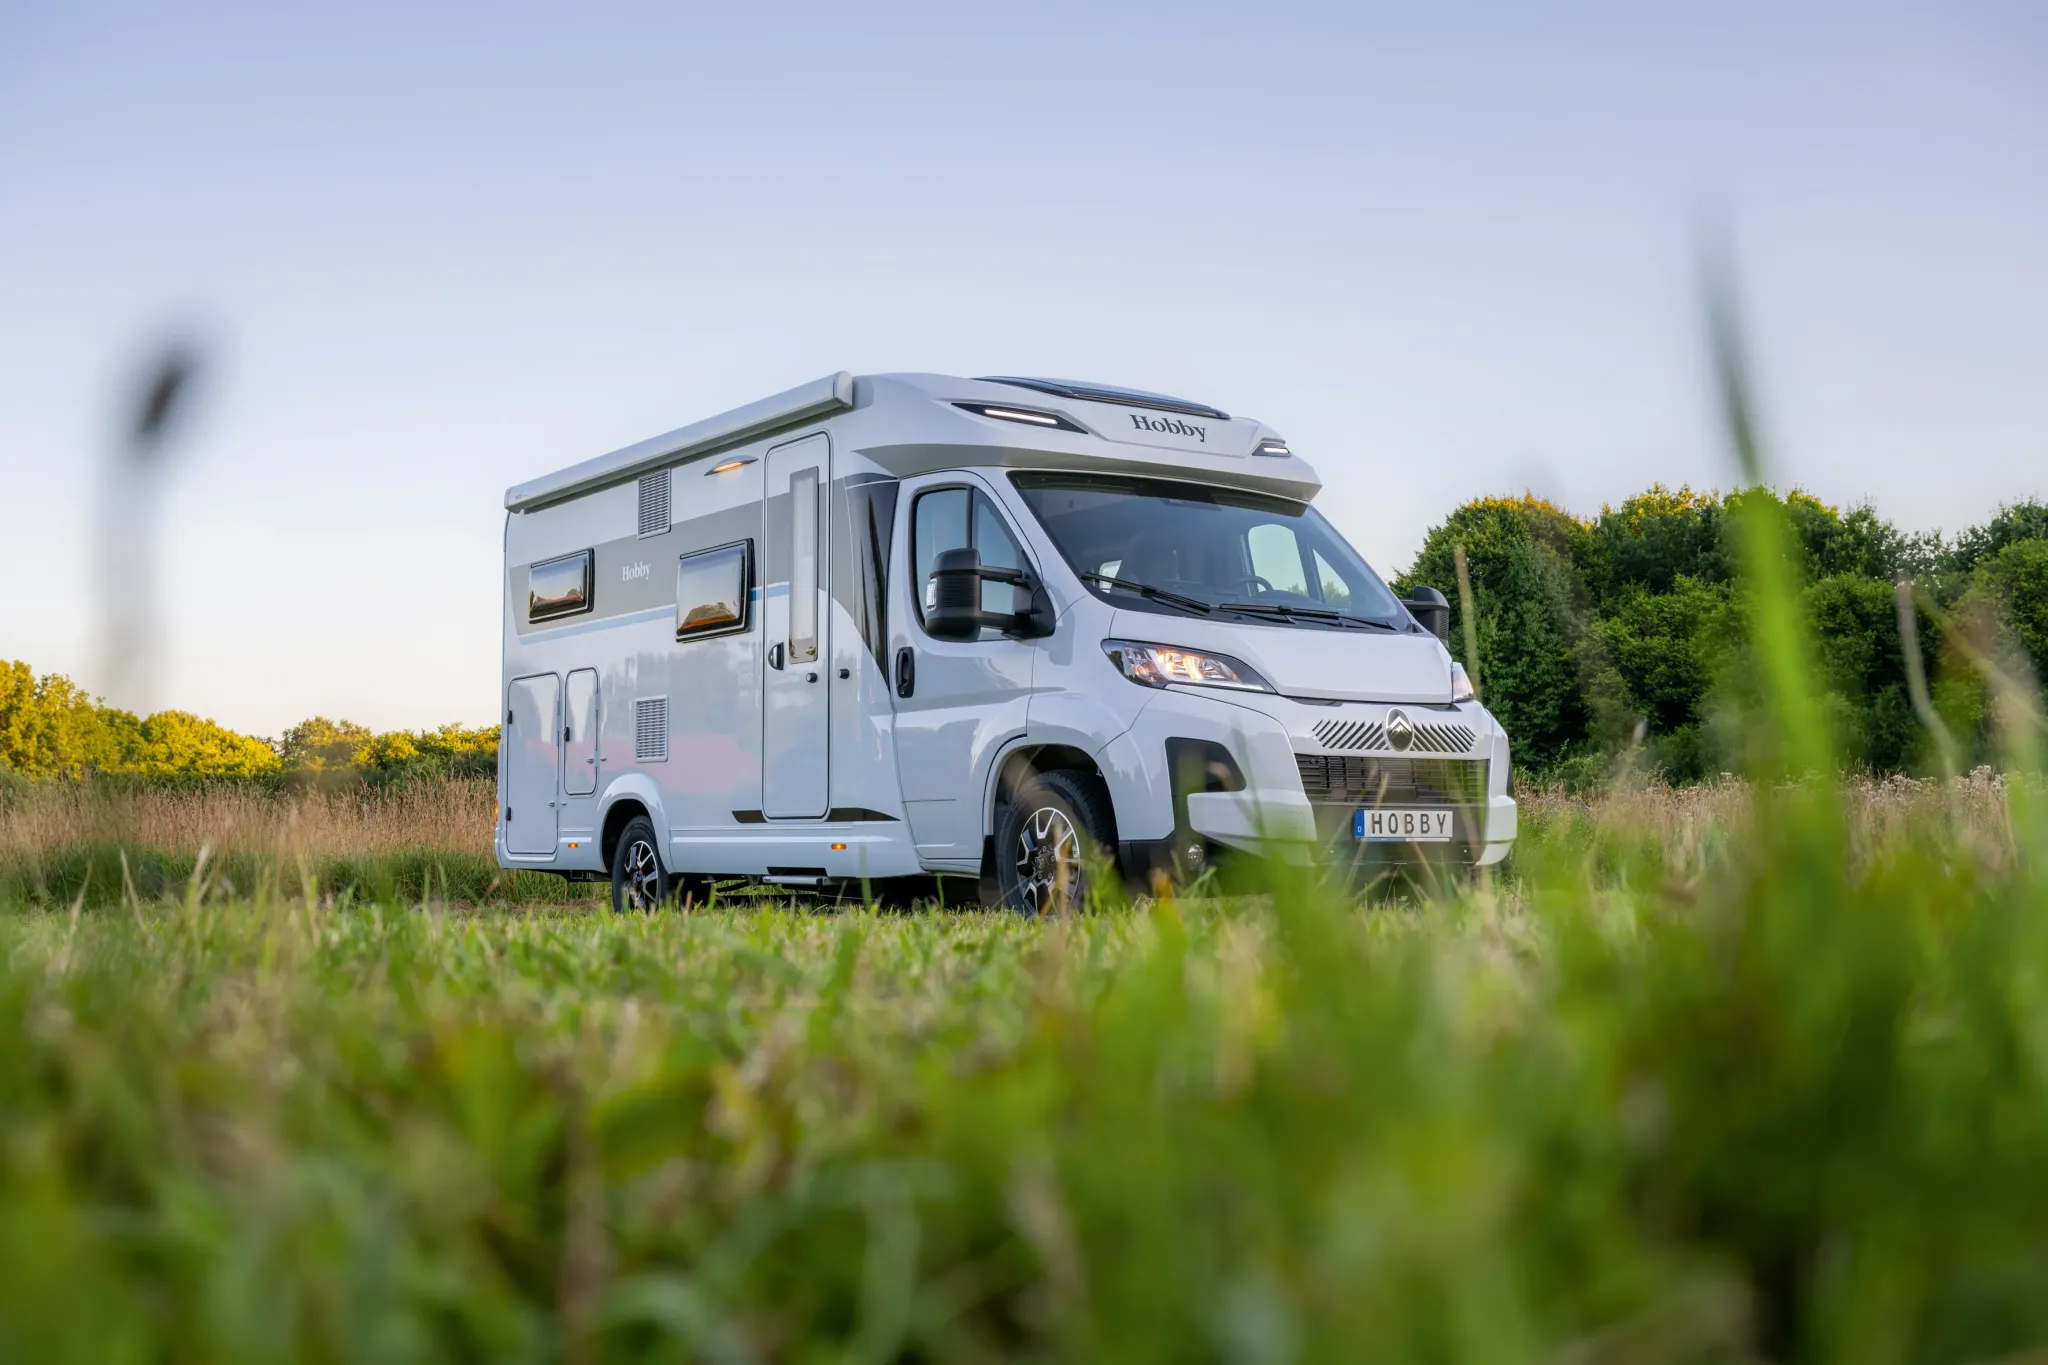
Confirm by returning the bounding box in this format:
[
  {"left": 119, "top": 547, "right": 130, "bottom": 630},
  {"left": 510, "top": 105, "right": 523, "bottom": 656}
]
[
  {"left": 504, "top": 673, "right": 561, "bottom": 856},
  {"left": 762, "top": 432, "right": 831, "bottom": 818},
  {"left": 888, "top": 475, "right": 1037, "bottom": 862}
]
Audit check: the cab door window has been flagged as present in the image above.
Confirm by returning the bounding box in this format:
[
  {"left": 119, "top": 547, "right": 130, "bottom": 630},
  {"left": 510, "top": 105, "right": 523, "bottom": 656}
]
[{"left": 912, "top": 486, "right": 1029, "bottom": 639}]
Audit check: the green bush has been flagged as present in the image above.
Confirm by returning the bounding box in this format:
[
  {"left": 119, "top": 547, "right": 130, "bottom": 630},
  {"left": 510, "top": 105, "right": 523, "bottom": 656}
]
[{"left": 1399, "top": 486, "right": 2044, "bottom": 779}]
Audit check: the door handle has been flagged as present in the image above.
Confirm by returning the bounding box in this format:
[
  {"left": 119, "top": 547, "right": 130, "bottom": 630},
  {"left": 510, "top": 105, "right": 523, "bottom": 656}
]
[
  {"left": 894, "top": 646, "right": 915, "bottom": 698},
  {"left": 768, "top": 642, "right": 785, "bottom": 671}
]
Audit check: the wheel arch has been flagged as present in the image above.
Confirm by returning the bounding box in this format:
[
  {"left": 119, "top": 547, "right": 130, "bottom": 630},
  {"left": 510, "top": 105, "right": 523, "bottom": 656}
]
[{"left": 985, "top": 741, "right": 1119, "bottom": 846}]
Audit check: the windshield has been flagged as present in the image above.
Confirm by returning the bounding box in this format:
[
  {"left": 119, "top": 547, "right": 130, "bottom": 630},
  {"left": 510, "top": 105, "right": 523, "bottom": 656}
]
[{"left": 1011, "top": 472, "right": 1411, "bottom": 628}]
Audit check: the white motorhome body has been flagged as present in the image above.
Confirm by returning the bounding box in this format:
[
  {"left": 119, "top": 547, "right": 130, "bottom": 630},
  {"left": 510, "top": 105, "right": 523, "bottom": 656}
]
[{"left": 498, "top": 372, "right": 1516, "bottom": 906}]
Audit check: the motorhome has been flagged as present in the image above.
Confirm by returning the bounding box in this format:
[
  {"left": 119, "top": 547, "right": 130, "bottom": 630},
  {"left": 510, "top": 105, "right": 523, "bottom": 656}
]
[{"left": 498, "top": 373, "right": 1516, "bottom": 912}]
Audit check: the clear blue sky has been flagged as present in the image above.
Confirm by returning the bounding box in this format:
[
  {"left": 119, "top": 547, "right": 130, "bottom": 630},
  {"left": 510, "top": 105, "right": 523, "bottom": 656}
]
[{"left": 2, "top": 1, "right": 2042, "bottom": 735}]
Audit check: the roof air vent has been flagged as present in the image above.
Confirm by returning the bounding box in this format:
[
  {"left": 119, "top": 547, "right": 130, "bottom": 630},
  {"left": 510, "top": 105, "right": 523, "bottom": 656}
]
[{"left": 976, "top": 377, "right": 1229, "bottom": 421}]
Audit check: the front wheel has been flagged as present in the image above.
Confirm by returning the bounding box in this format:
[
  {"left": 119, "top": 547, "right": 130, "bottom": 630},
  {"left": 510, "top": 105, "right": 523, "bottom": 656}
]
[
  {"left": 993, "top": 771, "right": 1116, "bottom": 916},
  {"left": 610, "top": 815, "right": 670, "bottom": 913}
]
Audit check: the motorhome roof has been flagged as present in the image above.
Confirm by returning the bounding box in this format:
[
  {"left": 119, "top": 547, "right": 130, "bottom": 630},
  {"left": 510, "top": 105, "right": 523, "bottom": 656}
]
[
  {"left": 975, "top": 376, "right": 1231, "bottom": 421},
  {"left": 503, "top": 371, "right": 1320, "bottom": 512}
]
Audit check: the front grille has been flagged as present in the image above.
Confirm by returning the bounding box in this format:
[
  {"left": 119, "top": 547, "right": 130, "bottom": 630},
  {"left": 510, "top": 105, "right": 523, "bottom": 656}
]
[
  {"left": 1311, "top": 717, "right": 1477, "bottom": 754},
  {"left": 1294, "top": 754, "right": 1487, "bottom": 808}
]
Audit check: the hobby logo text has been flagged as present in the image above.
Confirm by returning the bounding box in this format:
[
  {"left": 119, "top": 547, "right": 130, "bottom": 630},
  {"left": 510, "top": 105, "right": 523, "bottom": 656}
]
[{"left": 1129, "top": 413, "right": 1207, "bottom": 443}]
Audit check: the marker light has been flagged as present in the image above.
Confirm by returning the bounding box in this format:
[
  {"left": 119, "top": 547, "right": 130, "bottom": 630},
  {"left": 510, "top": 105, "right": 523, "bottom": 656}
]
[
  {"left": 1102, "top": 640, "right": 1274, "bottom": 692},
  {"left": 951, "top": 401, "right": 1087, "bottom": 433},
  {"left": 1252, "top": 438, "right": 1291, "bottom": 457},
  {"left": 983, "top": 406, "right": 1057, "bottom": 425},
  {"left": 705, "top": 456, "right": 757, "bottom": 475}
]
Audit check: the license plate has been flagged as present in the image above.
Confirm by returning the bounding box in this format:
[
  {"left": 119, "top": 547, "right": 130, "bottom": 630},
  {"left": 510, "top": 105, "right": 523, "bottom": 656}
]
[{"left": 1355, "top": 808, "right": 1455, "bottom": 842}]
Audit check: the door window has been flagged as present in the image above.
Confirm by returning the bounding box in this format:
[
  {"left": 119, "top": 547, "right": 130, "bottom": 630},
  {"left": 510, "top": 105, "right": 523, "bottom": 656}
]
[
  {"left": 788, "top": 466, "right": 820, "bottom": 663},
  {"left": 912, "top": 486, "right": 1029, "bottom": 639},
  {"left": 973, "top": 496, "right": 1026, "bottom": 616}
]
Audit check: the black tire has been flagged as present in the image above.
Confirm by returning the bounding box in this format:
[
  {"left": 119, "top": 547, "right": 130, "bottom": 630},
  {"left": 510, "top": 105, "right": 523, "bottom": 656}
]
[
  {"left": 994, "top": 770, "right": 1116, "bottom": 916},
  {"left": 610, "top": 815, "right": 670, "bottom": 913}
]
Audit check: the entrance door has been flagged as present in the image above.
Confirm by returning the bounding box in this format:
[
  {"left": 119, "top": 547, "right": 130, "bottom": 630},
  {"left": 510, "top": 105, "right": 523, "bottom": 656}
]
[
  {"left": 505, "top": 673, "right": 561, "bottom": 855},
  {"left": 563, "top": 668, "right": 598, "bottom": 797},
  {"left": 762, "top": 433, "right": 831, "bottom": 818}
]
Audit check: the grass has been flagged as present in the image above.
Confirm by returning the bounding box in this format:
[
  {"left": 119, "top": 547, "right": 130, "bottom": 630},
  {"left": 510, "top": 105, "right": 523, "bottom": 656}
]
[
  {"left": 0, "top": 776, "right": 592, "bottom": 908},
  {"left": 3, "top": 767, "right": 2047, "bottom": 1362}
]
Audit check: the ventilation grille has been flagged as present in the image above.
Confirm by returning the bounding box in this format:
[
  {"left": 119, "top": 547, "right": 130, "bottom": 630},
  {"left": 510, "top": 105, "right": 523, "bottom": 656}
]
[
  {"left": 1312, "top": 717, "right": 1476, "bottom": 754},
  {"left": 638, "top": 471, "right": 671, "bottom": 538},
  {"left": 634, "top": 696, "right": 668, "bottom": 762},
  {"left": 1294, "top": 755, "right": 1487, "bottom": 808},
  {"left": 1312, "top": 719, "right": 1387, "bottom": 752}
]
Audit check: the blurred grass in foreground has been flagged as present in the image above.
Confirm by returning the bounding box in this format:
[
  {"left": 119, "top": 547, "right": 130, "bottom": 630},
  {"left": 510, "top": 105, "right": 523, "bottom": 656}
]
[{"left": 1, "top": 759, "right": 2046, "bottom": 1361}]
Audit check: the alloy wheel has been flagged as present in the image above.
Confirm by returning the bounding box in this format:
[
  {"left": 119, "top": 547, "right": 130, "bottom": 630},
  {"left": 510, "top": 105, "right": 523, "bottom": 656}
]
[
  {"left": 1015, "top": 804, "right": 1082, "bottom": 915},
  {"left": 623, "top": 838, "right": 662, "bottom": 910}
]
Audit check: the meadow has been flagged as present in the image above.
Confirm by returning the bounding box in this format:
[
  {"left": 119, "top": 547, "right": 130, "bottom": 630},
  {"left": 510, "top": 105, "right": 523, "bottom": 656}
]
[{"left": 4, "top": 761, "right": 2047, "bottom": 1363}]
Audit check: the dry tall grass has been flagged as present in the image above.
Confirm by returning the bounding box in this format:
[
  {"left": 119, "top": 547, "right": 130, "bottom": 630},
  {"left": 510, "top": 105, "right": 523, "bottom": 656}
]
[
  {"left": 1517, "top": 766, "right": 2028, "bottom": 881},
  {"left": 2, "top": 770, "right": 2027, "bottom": 881},
  {"left": 0, "top": 777, "right": 498, "bottom": 859}
]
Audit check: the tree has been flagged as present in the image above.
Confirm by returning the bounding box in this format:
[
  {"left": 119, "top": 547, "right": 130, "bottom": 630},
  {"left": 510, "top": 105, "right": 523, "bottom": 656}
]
[
  {"left": 1588, "top": 485, "right": 1729, "bottom": 602},
  {"left": 1595, "top": 577, "right": 1733, "bottom": 734},
  {"left": 279, "top": 717, "right": 375, "bottom": 773},
  {"left": 1801, "top": 574, "right": 1918, "bottom": 771},
  {"left": 0, "top": 662, "right": 117, "bottom": 778},
  {"left": 1947, "top": 499, "right": 2048, "bottom": 579},
  {"left": 127, "top": 711, "right": 281, "bottom": 778}
]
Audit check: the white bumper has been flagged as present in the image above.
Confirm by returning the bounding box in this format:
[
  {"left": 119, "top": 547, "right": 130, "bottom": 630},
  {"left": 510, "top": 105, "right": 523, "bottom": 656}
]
[{"left": 1095, "top": 686, "right": 1517, "bottom": 865}]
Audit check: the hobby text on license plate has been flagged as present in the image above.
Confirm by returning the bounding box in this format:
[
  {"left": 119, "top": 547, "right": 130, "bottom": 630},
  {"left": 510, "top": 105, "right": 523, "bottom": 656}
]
[{"left": 1355, "top": 807, "right": 1455, "bottom": 842}]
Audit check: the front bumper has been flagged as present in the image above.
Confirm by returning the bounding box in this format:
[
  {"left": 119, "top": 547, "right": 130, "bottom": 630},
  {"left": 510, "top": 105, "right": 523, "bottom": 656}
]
[{"left": 1098, "top": 686, "right": 1517, "bottom": 871}]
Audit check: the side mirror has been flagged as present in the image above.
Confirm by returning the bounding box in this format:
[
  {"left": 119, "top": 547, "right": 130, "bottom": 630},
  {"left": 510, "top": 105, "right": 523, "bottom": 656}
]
[
  {"left": 1402, "top": 584, "right": 1450, "bottom": 643},
  {"left": 926, "top": 548, "right": 1053, "bottom": 642}
]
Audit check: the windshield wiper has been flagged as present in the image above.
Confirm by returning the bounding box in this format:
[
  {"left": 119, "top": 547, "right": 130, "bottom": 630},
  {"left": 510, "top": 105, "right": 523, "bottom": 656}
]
[
  {"left": 1217, "top": 601, "right": 1400, "bottom": 631},
  {"left": 1079, "top": 573, "right": 1214, "bottom": 614}
]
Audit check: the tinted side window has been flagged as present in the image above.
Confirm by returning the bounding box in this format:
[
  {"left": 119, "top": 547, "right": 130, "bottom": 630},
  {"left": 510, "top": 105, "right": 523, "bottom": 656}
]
[
  {"left": 675, "top": 540, "right": 752, "bottom": 640},
  {"left": 529, "top": 550, "right": 593, "bottom": 623}
]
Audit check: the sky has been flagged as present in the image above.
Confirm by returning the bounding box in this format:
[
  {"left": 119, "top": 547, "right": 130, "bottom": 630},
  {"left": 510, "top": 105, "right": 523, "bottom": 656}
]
[{"left": 1, "top": 0, "right": 2043, "bottom": 735}]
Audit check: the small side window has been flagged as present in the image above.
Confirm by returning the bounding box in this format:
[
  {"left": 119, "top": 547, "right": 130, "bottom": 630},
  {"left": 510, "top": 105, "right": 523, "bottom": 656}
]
[
  {"left": 676, "top": 540, "right": 753, "bottom": 640},
  {"left": 1312, "top": 549, "right": 1352, "bottom": 609},
  {"left": 529, "top": 550, "right": 594, "bottom": 623}
]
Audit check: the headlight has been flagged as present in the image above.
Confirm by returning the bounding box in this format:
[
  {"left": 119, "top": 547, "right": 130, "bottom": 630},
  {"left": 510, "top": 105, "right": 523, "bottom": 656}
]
[
  {"left": 1450, "top": 661, "right": 1476, "bottom": 703},
  {"left": 1102, "top": 640, "right": 1274, "bottom": 692}
]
